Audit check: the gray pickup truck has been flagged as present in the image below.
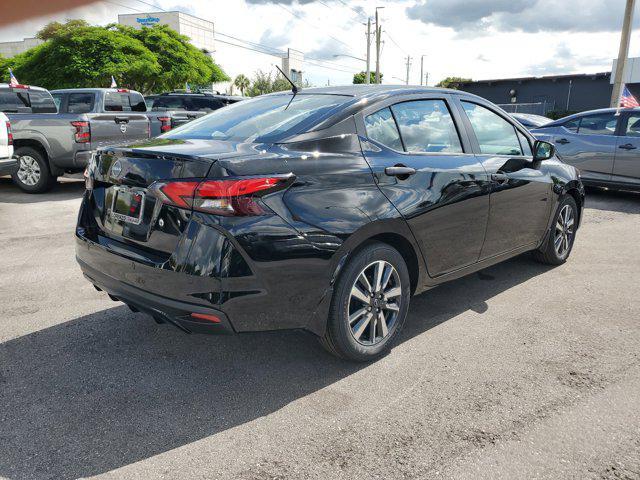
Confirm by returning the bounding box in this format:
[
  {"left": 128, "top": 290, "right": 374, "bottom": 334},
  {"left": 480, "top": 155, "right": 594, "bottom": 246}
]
[
  {"left": 145, "top": 92, "right": 244, "bottom": 136},
  {"left": 0, "top": 85, "right": 150, "bottom": 193}
]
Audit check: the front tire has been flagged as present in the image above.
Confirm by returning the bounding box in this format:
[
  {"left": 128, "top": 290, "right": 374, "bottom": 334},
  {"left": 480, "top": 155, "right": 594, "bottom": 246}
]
[
  {"left": 321, "top": 242, "right": 411, "bottom": 361},
  {"left": 12, "top": 147, "right": 57, "bottom": 193},
  {"left": 533, "top": 195, "right": 578, "bottom": 265}
]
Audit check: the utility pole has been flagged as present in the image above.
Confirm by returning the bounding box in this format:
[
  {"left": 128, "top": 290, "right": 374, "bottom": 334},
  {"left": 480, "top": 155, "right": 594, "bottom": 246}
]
[
  {"left": 425, "top": 72, "right": 429, "bottom": 86},
  {"left": 420, "top": 55, "right": 425, "bottom": 85},
  {"left": 611, "top": 0, "right": 636, "bottom": 107},
  {"left": 405, "top": 56, "right": 412, "bottom": 85},
  {"left": 365, "top": 18, "right": 371, "bottom": 84},
  {"left": 375, "top": 7, "right": 384, "bottom": 84}
]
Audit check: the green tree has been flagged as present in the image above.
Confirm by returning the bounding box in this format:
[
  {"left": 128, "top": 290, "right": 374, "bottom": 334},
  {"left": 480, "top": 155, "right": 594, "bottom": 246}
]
[
  {"left": 111, "top": 24, "right": 228, "bottom": 93},
  {"left": 234, "top": 74, "right": 250, "bottom": 95},
  {"left": 353, "top": 71, "right": 381, "bottom": 84},
  {"left": 36, "top": 19, "right": 89, "bottom": 40},
  {"left": 245, "top": 70, "right": 290, "bottom": 97},
  {"left": 436, "top": 76, "right": 471, "bottom": 89}
]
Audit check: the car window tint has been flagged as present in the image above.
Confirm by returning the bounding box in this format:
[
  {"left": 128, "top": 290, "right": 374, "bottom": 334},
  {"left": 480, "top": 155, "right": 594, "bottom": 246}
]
[
  {"left": 624, "top": 114, "right": 640, "bottom": 137},
  {"left": 0, "top": 91, "right": 30, "bottom": 112},
  {"left": 152, "top": 96, "right": 187, "bottom": 110},
  {"left": 104, "top": 92, "right": 126, "bottom": 112},
  {"left": 364, "top": 107, "right": 403, "bottom": 151},
  {"left": 190, "top": 97, "right": 224, "bottom": 111},
  {"left": 577, "top": 113, "right": 617, "bottom": 136},
  {"left": 68, "top": 93, "right": 94, "bottom": 113},
  {"left": 462, "top": 101, "right": 523, "bottom": 156},
  {"left": 28, "top": 91, "right": 57, "bottom": 113},
  {"left": 563, "top": 118, "right": 580, "bottom": 132},
  {"left": 390, "top": 100, "right": 462, "bottom": 153},
  {"left": 517, "top": 131, "right": 533, "bottom": 156},
  {"left": 129, "top": 92, "right": 146, "bottom": 112}
]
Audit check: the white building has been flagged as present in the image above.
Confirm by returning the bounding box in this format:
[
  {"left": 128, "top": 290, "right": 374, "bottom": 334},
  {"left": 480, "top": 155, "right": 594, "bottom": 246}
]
[
  {"left": 282, "top": 48, "right": 304, "bottom": 83},
  {"left": 118, "top": 11, "right": 215, "bottom": 54},
  {"left": 0, "top": 37, "right": 43, "bottom": 58}
]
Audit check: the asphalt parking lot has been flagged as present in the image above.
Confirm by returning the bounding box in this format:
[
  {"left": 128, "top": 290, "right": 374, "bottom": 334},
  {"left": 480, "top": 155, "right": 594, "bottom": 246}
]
[{"left": 1, "top": 177, "right": 639, "bottom": 480}]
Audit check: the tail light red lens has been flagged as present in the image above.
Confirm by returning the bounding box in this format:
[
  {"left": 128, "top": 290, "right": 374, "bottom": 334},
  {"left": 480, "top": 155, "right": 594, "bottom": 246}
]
[
  {"left": 150, "top": 175, "right": 293, "bottom": 216},
  {"left": 5, "top": 121, "right": 12, "bottom": 145},
  {"left": 158, "top": 116, "right": 172, "bottom": 132},
  {"left": 71, "top": 121, "right": 91, "bottom": 143}
]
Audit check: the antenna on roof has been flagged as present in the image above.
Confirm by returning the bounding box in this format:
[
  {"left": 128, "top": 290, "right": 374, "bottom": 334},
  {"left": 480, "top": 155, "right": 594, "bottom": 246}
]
[{"left": 274, "top": 64, "right": 299, "bottom": 95}]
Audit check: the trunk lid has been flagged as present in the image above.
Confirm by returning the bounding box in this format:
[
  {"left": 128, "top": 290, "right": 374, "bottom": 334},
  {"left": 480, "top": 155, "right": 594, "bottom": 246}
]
[{"left": 87, "top": 139, "right": 266, "bottom": 257}]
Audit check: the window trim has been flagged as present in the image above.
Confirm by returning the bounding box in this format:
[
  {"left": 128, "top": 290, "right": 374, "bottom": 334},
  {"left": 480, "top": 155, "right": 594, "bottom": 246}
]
[
  {"left": 363, "top": 97, "right": 469, "bottom": 156},
  {"left": 457, "top": 99, "right": 533, "bottom": 158}
]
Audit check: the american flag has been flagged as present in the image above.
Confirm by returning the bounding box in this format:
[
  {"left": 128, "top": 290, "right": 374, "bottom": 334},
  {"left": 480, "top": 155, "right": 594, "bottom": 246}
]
[
  {"left": 620, "top": 85, "right": 639, "bottom": 108},
  {"left": 8, "top": 68, "right": 19, "bottom": 87}
]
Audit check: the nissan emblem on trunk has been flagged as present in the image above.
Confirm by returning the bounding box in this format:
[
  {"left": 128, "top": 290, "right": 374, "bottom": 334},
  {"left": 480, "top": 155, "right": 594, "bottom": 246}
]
[
  {"left": 120, "top": 124, "right": 127, "bottom": 134},
  {"left": 110, "top": 160, "right": 122, "bottom": 178}
]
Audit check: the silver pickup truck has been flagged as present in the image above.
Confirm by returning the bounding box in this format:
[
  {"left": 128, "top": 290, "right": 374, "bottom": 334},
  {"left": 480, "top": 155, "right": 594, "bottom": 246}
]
[{"left": 0, "top": 85, "right": 150, "bottom": 193}]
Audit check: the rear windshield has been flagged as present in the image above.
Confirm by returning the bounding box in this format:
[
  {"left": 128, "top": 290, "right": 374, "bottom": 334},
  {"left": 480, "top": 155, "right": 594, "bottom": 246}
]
[
  {"left": 0, "top": 89, "right": 57, "bottom": 113},
  {"left": 162, "top": 94, "right": 352, "bottom": 143},
  {"left": 104, "top": 92, "right": 147, "bottom": 112}
]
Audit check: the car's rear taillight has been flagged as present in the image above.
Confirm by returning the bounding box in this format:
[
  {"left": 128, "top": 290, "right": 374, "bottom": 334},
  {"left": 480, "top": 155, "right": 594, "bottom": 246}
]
[
  {"left": 5, "top": 121, "right": 12, "bottom": 145},
  {"left": 158, "top": 116, "right": 172, "bottom": 132},
  {"left": 149, "top": 175, "right": 294, "bottom": 216},
  {"left": 71, "top": 121, "right": 91, "bottom": 143}
]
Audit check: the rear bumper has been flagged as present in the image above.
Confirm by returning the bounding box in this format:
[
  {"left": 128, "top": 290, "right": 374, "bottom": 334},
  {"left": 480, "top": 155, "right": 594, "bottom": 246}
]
[
  {"left": 76, "top": 235, "right": 234, "bottom": 335},
  {"left": 0, "top": 157, "right": 18, "bottom": 176}
]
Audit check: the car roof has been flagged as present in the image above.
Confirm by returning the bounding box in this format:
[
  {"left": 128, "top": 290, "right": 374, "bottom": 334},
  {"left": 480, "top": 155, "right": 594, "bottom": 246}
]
[
  {"left": 50, "top": 88, "right": 143, "bottom": 94},
  {"left": 0, "top": 83, "right": 48, "bottom": 92}
]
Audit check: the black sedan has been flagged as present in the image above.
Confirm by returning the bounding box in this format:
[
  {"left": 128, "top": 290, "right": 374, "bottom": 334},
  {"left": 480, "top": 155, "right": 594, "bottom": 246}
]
[{"left": 77, "top": 85, "right": 584, "bottom": 361}]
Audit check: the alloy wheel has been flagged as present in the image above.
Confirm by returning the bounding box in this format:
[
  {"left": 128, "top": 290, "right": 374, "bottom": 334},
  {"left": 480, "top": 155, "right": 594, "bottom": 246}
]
[
  {"left": 348, "top": 260, "right": 402, "bottom": 345},
  {"left": 16, "top": 155, "right": 41, "bottom": 186},
  {"left": 554, "top": 204, "right": 575, "bottom": 257}
]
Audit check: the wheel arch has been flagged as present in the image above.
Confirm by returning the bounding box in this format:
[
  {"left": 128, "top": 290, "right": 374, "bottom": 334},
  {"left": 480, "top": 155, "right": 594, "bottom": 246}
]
[{"left": 12, "top": 140, "right": 54, "bottom": 174}]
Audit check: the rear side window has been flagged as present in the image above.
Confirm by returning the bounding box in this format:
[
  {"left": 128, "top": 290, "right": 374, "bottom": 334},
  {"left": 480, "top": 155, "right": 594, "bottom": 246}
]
[
  {"left": 364, "top": 107, "right": 403, "bottom": 151},
  {"left": 152, "top": 96, "right": 187, "bottom": 110},
  {"left": 28, "top": 91, "right": 57, "bottom": 113},
  {"left": 577, "top": 113, "right": 617, "bottom": 136},
  {"left": 0, "top": 91, "right": 30, "bottom": 112},
  {"left": 462, "top": 101, "right": 523, "bottom": 156},
  {"left": 391, "top": 100, "right": 463, "bottom": 153},
  {"left": 189, "top": 97, "right": 225, "bottom": 111},
  {"left": 68, "top": 93, "right": 94, "bottom": 113}
]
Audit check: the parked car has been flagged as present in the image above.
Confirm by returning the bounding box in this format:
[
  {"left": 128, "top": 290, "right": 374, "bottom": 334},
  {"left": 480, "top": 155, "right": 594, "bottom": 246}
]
[
  {"left": 511, "top": 112, "right": 551, "bottom": 129},
  {"left": 76, "top": 85, "right": 584, "bottom": 361},
  {"left": 0, "top": 111, "right": 16, "bottom": 176},
  {"left": 145, "top": 92, "right": 245, "bottom": 137},
  {"left": 532, "top": 107, "right": 640, "bottom": 191},
  {"left": 0, "top": 85, "right": 150, "bottom": 193}
]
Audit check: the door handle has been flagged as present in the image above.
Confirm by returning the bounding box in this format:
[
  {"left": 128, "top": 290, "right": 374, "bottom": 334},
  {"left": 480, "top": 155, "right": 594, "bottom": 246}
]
[
  {"left": 385, "top": 166, "right": 416, "bottom": 177},
  {"left": 619, "top": 143, "right": 637, "bottom": 150},
  {"left": 114, "top": 116, "right": 130, "bottom": 124},
  {"left": 491, "top": 172, "right": 509, "bottom": 183},
  {"left": 556, "top": 138, "right": 570, "bottom": 145}
]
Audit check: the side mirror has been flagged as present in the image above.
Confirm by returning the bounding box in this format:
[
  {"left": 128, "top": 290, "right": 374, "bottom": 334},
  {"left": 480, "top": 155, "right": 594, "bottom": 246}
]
[{"left": 533, "top": 140, "right": 555, "bottom": 161}]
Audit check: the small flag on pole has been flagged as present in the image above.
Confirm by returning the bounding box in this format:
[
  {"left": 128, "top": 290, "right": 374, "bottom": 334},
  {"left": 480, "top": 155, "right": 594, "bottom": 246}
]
[
  {"left": 8, "top": 68, "right": 19, "bottom": 87},
  {"left": 110, "top": 75, "right": 117, "bottom": 88},
  {"left": 620, "top": 85, "right": 639, "bottom": 108},
  {"left": 185, "top": 82, "right": 191, "bottom": 93}
]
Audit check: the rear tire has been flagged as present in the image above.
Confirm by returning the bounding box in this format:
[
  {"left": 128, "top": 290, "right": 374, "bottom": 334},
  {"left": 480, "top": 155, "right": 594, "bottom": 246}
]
[
  {"left": 12, "top": 147, "right": 57, "bottom": 193},
  {"left": 533, "top": 196, "right": 578, "bottom": 265},
  {"left": 321, "top": 242, "right": 411, "bottom": 361}
]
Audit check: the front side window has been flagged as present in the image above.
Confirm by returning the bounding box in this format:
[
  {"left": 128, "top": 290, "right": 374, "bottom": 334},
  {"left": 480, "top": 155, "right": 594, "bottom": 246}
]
[
  {"left": 68, "top": 93, "right": 94, "bottom": 113},
  {"left": 577, "top": 113, "right": 617, "bottom": 136},
  {"left": 164, "top": 94, "right": 352, "bottom": 143},
  {"left": 624, "top": 114, "right": 640, "bottom": 137},
  {"left": 462, "top": 101, "right": 523, "bottom": 156},
  {"left": 517, "top": 131, "right": 533, "bottom": 156},
  {"left": 391, "top": 100, "right": 463, "bottom": 153},
  {"left": 364, "top": 107, "right": 403, "bottom": 151}
]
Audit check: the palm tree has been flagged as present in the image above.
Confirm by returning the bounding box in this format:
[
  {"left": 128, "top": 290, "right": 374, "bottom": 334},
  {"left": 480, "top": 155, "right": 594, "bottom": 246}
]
[{"left": 234, "top": 74, "right": 250, "bottom": 96}]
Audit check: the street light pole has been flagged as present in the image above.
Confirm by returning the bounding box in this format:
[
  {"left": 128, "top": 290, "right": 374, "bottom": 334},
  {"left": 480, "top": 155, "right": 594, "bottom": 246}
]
[
  {"left": 420, "top": 55, "right": 425, "bottom": 86},
  {"left": 405, "top": 55, "right": 412, "bottom": 85},
  {"left": 365, "top": 18, "right": 371, "bottom": 84},
  {"left": 611, "top": 0, "right": 636, "bottom": 107}
]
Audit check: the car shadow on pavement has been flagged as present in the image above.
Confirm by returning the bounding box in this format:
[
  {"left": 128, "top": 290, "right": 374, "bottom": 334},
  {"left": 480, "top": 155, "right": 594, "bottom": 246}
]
[
  {"left": 584, "top": 187, "right": 640, "bottom": 214},
  {"left": 0, "top": 255, "right": 552, "bottom": 480},
  {"left": 0, "top": 177, "right": 85, "bottom": 204}
]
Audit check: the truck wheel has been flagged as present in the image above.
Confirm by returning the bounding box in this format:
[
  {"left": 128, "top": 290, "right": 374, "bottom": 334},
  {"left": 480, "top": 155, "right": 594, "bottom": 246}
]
[{"left": 12, "top": 147, "right": 57, "bottom": 193}]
